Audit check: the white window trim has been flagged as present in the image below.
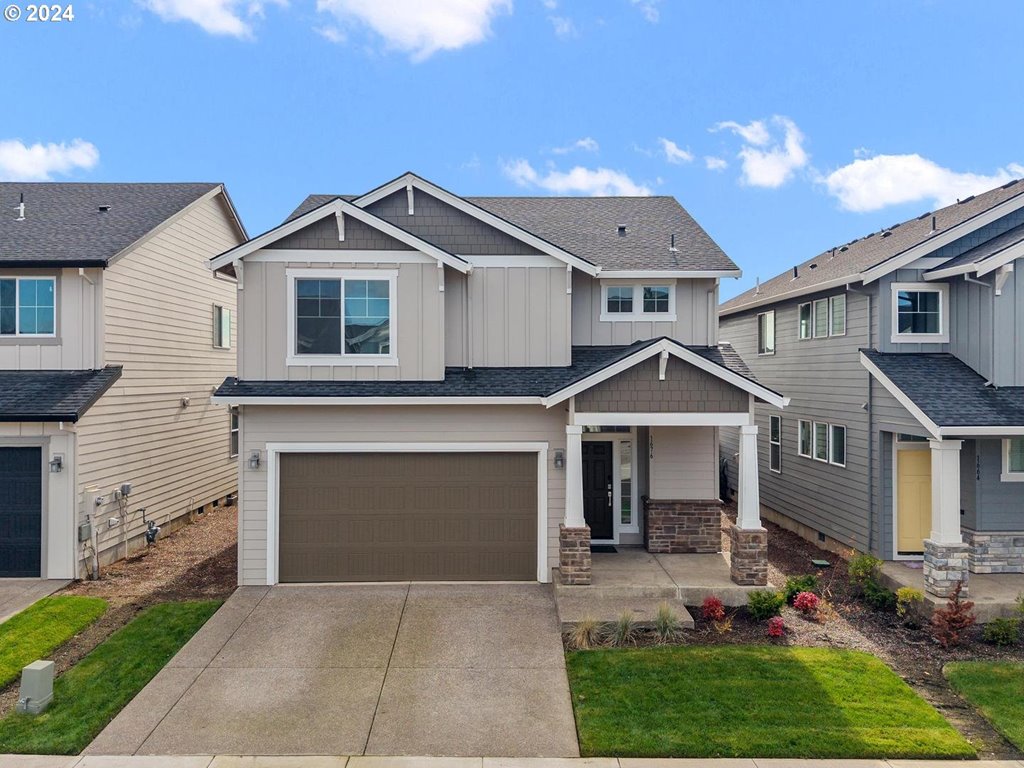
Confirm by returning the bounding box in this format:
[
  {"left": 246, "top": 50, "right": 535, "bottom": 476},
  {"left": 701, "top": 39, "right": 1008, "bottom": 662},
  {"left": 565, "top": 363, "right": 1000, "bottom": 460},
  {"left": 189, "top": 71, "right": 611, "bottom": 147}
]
[
  {"left": 797, "top": 419, "right": 812, "bottom": 458},
  {"left": 757, "top": 310, "right": 776, "bottom": 356},
  {"left": 229, "top": 406, "right": 239, "bottom": 458},
  {"left": 812, "top": 421, "right": 830, "bottom": 463},
  {"left": 0, "top": 276, "right": 57, "bottom": 338},
  {"left": 812, "top": 298, "right": 830, "bottom": 339},
  {"left": 582, "top": 430, "right": 639, "bottom": 542},
  {"left": 213, "top": 304, "right": 231, "bottom": 349},
  {"left": 798, "top": 302, "right": 812, "bottom": 340},
  {"left": 1002, "top": 437, "right": 1024, "bottom": 482},
  {"left": 891, "top": 282, "right": 950, "bottom": 344},
  {"left": 599, "top": 281, "right": 677, "bottom": 322},
  {"left": 769, "top": 414, "right": 782, "bottom": 473},
  {"left": 829, "top": 294, "right": 847, "bottom": 337},
  {"left": 829, "top": 423, "right": 847, "bottom": 467},
  {"left": 286, "top": 268, "right": 399, "bottom": 366}
]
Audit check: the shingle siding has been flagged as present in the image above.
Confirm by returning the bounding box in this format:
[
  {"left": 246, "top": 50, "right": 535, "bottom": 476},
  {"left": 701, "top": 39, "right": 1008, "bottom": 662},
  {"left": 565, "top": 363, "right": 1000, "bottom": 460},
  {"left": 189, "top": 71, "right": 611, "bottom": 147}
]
[{"left": 267, "top": 213, "right": 411, "bottom": 250}]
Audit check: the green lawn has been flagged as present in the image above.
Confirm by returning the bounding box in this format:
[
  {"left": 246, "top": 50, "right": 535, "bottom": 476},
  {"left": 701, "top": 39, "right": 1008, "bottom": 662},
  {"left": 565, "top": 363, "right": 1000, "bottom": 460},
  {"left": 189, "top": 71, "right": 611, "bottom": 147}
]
[
  {"left": 946, "top": 661, "right": 1024, "bottom": 750},
  {"left": 0, "top": 596, "right": 107, "bottom": 688},
  {"left": 0, "top": 600, "right": 221, "bottom": 755},
  {"left": 566, "top": 645, "right": 974, "bottom": 759}
]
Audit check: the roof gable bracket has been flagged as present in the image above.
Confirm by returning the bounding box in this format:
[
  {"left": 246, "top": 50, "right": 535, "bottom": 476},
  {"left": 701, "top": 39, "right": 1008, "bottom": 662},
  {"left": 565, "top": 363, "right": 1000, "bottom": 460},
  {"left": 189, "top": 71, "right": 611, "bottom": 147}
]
[
  {"left": 658, "top": 349, "right": 669, "bottom": 381},
  {"left": 995, "top": 263, "right": 1014, "bottom": 296},
  {"left": 335, "top": 210, "right": 345, "bottom": 242},
  {"left": 407, "top": 184, "right": 415, "bottom": 215}
]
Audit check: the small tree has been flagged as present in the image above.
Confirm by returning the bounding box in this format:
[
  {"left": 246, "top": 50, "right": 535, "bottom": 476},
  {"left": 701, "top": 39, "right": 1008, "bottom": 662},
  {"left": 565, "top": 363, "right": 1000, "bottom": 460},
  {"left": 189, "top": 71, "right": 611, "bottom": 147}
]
[{"left": 930, "top": 582, "right": 976, "bottom": 648}]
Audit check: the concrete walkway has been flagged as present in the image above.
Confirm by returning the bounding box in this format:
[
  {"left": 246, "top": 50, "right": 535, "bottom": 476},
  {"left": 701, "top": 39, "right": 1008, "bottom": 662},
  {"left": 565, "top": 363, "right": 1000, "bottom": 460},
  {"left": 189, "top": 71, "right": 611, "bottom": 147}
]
[
  {"left": 0, "top": 579, "right": 69, "bottom": 623},
  {"left": 5, "top": 755, "right": 1024, "bottom": 767},
  {"left": 87, "top": 584, "right": 578, "bottom": 758}
]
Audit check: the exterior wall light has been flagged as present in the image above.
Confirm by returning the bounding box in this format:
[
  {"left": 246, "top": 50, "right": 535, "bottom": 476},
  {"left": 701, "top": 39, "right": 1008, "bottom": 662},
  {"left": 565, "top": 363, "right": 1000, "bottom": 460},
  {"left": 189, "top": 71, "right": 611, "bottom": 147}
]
[
  {"left": 49, "top": 455, "right": 64, "bottom": 473},
  {"left": 553, "top": 449, "right": 565, "bottom": 469},
  {"left": 248, "top": 450, "right": 262, "bottom": 470}
]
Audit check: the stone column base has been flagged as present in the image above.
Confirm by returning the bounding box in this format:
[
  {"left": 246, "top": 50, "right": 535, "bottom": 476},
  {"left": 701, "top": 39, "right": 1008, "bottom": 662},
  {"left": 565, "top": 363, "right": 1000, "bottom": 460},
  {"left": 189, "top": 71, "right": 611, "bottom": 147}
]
[
  {"left": 559, "top": 525, "right": 592, "bottom": 586},
  {"left": 644, "top": 499, "right": 723, "bottom": 554},
  {"left": 729, "top": 524, "right": 768, "bottom": 586},
  {"left": 924, "top": 539, "right": 970, "bottom": 597},
  {"left": 963, "top": 529, "right": 1024, "bottom": 574}
]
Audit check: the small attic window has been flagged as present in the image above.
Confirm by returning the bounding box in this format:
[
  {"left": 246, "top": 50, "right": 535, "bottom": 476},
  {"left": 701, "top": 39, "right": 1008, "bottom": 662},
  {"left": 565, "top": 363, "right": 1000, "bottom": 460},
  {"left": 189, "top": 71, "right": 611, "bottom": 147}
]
[{"left": 617, "top": 225, "right": 627, "bottom": 237}]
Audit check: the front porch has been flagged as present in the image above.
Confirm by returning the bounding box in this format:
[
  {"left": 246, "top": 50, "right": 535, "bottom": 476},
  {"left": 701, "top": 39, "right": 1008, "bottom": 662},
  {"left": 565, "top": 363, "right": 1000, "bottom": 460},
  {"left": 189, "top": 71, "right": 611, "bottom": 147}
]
[{"left": 880, "top": 560, "right": 1024, "bottom": 623}]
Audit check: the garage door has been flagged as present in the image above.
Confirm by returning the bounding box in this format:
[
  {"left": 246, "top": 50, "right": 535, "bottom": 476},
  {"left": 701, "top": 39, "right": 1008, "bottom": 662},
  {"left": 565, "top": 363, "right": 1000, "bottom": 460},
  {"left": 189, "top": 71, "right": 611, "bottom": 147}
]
[
  {"left": 0, "top": 447, "right": 42, "bottom": 578},
  {"left": 278, "top": 452, "right": 538, "bottom": 582}
]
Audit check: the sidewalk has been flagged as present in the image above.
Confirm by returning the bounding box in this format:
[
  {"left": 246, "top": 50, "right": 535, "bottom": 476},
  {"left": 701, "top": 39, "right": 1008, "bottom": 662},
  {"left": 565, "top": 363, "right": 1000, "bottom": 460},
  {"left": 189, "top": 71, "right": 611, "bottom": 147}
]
[{"left": 4, "top": 756, "right": 1024, "bottom": 768}]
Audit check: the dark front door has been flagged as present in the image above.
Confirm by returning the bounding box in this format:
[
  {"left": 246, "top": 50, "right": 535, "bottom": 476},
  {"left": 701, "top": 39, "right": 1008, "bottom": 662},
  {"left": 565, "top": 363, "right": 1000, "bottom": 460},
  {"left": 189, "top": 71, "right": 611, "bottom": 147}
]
[
  {"left": 0, "top": 447, "right": 43, "bottom": 578},
  {"left": 582, "top": 441, "right": 614, "bottom": 540}
]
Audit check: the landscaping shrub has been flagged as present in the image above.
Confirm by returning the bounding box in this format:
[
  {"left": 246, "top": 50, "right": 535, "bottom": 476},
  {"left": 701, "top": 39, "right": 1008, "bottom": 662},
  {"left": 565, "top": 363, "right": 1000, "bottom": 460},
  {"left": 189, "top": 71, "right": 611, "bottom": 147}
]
[
  {"left": 610, "top": 611, "right": 639, "bottom": 647},
  {"left": 864, "top": 580, "right": 897, "bottom": 612},
  {"left": 654, "top": 603, "right": 683, "bottom": 644},
  {"left": 848, "top": 553, "right": 883, "bottom": 590},
  {"left": 931, "top": 582, "right": 976, "bottom": 648},
  {"left": 747, "top": 589, "right": 785, "bottom": 621},
  {"left": 896, "top": 587, "right": 925, "bottom": 627},
  {"left": 701, "top": 595, "right": 725, "bottom": 622},
  {"left": 766, "top": 616, "right": 785, "bottom": 637},
  {"left": 793, "top": 591, "right": 820, "bottom": 615},
  {"left": 712, "top": 615, "right": 733, "bottom": 634},
  {"left": 982, "top": 617, "right": 1021, "bottom": 647},
  {"left": 568, "top": 617, "right": 602, "bottom": 650},
  {"left": 783, "top": 574, "right": 820, "bottom": 604}
]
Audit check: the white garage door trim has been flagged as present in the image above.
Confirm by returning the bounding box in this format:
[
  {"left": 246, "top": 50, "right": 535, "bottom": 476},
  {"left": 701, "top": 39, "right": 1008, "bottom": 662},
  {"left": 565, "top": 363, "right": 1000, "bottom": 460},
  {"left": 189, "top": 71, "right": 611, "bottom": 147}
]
[{"left": 265, "top": 441, "right": 550, "bottom": 585}]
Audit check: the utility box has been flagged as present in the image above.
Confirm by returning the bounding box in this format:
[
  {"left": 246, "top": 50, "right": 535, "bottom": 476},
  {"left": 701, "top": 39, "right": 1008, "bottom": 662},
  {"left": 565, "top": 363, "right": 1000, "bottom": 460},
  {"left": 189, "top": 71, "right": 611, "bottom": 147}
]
[{"left": 16, "top": 660, "right": 54, "bottom": 715}]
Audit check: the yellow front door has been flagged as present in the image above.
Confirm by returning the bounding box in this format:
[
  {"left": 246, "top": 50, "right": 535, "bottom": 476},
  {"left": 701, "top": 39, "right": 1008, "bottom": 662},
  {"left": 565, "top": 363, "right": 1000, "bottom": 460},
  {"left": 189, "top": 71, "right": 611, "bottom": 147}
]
[{"left": 897, "top": 449, "right": 932, "bottom": 554}]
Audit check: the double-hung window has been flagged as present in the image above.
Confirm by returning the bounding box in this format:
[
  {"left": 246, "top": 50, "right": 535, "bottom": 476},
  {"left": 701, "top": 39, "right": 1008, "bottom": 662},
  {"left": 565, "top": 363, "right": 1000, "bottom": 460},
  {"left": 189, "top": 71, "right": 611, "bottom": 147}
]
[
  {"left": 600, "top": 283, "right": 675, "bottom": 321},
  {"left": 757, "top": 310, "right": 776, "bottom": 355},
  {"left": 798, "top": 420, "right": 812, "bottom": 458},
  {"left": 829, "top": 424, "right": 846, "bottom": 467},
  {"left": 813, "top": 421, "right": 830, "bottom": 461},
  {"left": 769, "top": 415, "right": 782, "bottom": 473},
  {"left": 229, "top": 407, "right": 239, "bottom": 458},
  {"left": 799, "top": 419, "right": 846, "bottom": 467},
  {"left": 799, "top": 293, "right": 846, "bottom": 339},
  {"left": 891, "top": 282, "right": 949, "bottom": 343},
  {"left": 290, "top": 270, "right": 395, "bottom": 362},
  {"left": 1003, "top": 438, "right": 1024, "bottom": 482},
  {"left": 0, "top": 277, "right": 56, "bottom": 337}
]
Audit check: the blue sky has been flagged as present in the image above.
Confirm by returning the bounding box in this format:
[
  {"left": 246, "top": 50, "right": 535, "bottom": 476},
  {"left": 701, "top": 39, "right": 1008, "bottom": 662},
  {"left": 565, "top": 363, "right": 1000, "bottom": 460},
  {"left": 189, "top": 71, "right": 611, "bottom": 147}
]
[{"left": 2, "top": 0, "right": 1021, "bottom": 299}]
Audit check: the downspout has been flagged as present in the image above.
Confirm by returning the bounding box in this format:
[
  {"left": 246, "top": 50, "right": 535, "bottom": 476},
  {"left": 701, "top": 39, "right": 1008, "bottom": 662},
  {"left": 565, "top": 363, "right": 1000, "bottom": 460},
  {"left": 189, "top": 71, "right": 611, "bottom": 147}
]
[{"left": 848, "top": 284, "right": 874, "bottom": 554}]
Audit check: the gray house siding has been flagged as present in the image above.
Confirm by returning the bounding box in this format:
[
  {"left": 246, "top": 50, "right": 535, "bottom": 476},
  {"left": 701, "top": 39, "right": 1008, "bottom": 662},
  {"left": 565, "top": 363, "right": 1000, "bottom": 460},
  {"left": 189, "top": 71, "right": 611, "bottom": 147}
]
[
  {"left": 992, "top": 259, "right": 1024, "bottom": 386},
  {"left": 975, "top": 439, "right": 1024, "bottom": 531},
  {"left": 950, "top": 277, "right": 994, "bottom": 382},
  {"left": 877, "top": 268, "right": 950, "bottom": 354}
]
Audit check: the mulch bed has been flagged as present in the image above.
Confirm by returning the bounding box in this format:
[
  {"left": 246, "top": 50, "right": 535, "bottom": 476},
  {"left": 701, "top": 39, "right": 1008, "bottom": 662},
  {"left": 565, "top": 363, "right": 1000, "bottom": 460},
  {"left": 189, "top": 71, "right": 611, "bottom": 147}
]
[{"left": 0, "top": 505, "right": 237, "bottom": 718}]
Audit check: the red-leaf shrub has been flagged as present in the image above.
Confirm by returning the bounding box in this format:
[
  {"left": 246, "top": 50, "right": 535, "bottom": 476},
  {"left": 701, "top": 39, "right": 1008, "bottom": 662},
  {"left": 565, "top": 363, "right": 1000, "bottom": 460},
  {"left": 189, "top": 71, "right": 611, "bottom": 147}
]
[
  {"left": 766, "top": 616, "right": 785, "bottom": 637},
  {"left": 702, "top": 595, "right": 726, "bottom": 622},
  {"left": 793, "top": 591, "right": 820, "bottom": 615},
  {"left": 930, "top": 581, "right": 976, "bottom": 648}
]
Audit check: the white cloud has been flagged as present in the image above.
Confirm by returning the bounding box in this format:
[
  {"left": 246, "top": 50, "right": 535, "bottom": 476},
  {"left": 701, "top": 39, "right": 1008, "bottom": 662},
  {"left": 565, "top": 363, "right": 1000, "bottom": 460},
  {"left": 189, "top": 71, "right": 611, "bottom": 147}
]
[
  {"left": 704, "top": 156, "right": 728, "bottom": 171},
  {"left": 713, "top": 115, "right": 808, "bottom": 188},
  {"left": 143, "top": 0, "right": 285, "bottom": 38},
  {"left": 502, "top": 159, "right": 651, "bottom": 196},
  {"left": 315, "top": 25, "right": 346, "bottom": 43},
  {"left": 540, "top": 0, "right": 557, "bottom": 7},
  {"left": 552, "top": 137, "right": 599, "bottom": 155},
  {"left": 658, "top": 137, "right": 693, "bottom": 165},
  {"left": 548, "top": 15, "right": 576, "bottom": 38},
  {"left": 822, "top": 153, "right": 1024, "bottom": 213},
  {"left": 630, "top": 0, "right": 660, "bottom": 23},
  {"left": 316, "top": 0, "right": 512, "bottom": 61},
  {"left": 0, "top": 139, "right": 99, "bottom": 181}
]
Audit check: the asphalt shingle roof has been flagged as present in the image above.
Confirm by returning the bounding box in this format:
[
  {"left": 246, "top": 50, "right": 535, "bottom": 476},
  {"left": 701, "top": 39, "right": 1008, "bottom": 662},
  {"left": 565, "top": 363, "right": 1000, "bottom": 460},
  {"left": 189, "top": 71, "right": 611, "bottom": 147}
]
[
  {"left": 925, "top": 221, "right": 1024, "bottom": 274},
  {"left": 721, "top": 179, "right": 1024, "bottom": 314},
  {"left": 0, "top": 366, "right": 122, "bottom": 422},
  {"left": 0, "top": 183, "right": 221, "bottom": 266},
  {"left": 215, "top": 340, "right": 766, "bottom": 399},
  {"left": 287, "top": 194, "right": 738, "bottom": 273},
  {"left": 862, "top": 350, "right": 1024, "bottom": 428}
]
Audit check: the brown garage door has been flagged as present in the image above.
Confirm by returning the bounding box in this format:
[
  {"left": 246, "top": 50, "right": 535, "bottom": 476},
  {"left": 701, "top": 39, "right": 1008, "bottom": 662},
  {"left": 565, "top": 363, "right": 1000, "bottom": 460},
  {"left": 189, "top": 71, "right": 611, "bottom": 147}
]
[{"left": 278, "top": 452, "right": 537, "bottom": 582}]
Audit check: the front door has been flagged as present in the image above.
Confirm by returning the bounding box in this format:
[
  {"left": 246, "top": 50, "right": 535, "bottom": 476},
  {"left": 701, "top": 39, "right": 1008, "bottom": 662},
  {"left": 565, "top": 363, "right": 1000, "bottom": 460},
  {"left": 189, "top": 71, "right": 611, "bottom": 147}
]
[
  {"left": 0, "top": 447, "right": 43, "bottom": 578},
  {"left": 897, "top": 448, "right": 931, "bottom": 556},
  {"left": 582, "top": 441, "right": 614, "bottom": 540}
]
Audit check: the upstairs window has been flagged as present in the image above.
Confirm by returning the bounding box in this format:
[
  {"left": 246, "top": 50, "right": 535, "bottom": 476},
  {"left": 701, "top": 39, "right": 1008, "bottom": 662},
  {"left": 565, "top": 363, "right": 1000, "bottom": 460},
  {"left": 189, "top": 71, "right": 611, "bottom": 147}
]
[
  {"left": 291, "top": 271, "right": 395, "bottom": 361},
  {"left": 600, "top": 282, "right": 676, "bottom": 321},
  {"left": 757, "top": 310, "right": 776, "bottom": 355},
  {"left": 213, "top": 305, "right": 232, "bottom": 349},
  {"left": 799, "top": 293, "right": 846, "bottom": 339},
  {"left": 0, "top": 277, "right": 55, "bottom": 337},
  {"left": 643, "top": 286, "right": 670, "bottom": 313},
  {"left": 891, "top": 282, "right": 948, "bottom": 343},
  {"left": 606, "top": 286, "right": 633, "bottom": 314},
  {"left": 813, "top": 299, "right": 829, "bottom": 338}
]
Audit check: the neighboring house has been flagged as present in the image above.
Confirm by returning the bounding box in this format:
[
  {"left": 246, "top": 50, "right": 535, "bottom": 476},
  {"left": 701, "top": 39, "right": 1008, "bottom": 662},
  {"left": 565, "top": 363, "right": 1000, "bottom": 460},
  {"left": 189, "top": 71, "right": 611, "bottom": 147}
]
[
  {"left": 210, "top": 172, "right": 787, "bottom": 588},
  {"left": 719, "top": 179, "right": 1024, "bottom": 597},
  {"left": 0, "top": 183, "right": 246, "bottom": 579}
]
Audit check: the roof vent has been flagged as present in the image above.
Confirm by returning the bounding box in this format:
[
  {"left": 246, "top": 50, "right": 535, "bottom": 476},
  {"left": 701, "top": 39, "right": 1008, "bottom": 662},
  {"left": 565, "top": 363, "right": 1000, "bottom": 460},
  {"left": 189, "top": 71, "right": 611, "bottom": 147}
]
[
  {"left": 754, "top": 277, "right": 761, "bottom": 295},
  {"left": 865, "top": 232, "right": 875, "bottom": 239},
  {"left": 617, "top": 225, "right": 627, "bottom": 237},
  {"left": 669, "top": 233, "right": 678, "bottom": 252},
  {"left": 931, "top": 215, "right": 937, "bottom": 232},
  {"left": 98, "top": 204, "right": 112, "bottom": 213},
  {"left": 829, "top": 247, "right": 837, "bottom": 259},
  {"left": 881, "top": 230, "right": 892, "bottom": 238},
  {"left": 840, "top": 245, "right": 849, "bottom": 252},
  {"left": 792, "top": 265, "right": 799, "bottom": 280},
  {"left": 14, "top": 193, "right": 25, "bottom": 221},
  {"left": 1001, "top": 178, "right": 1020, "bottom": 189},
  {"left": 809, "top": 263, "right": 818, "bottom": 270},
  {"left": 957, "top": 195, "right": 974, "bottom": 205},
  {"left": 917, "top": 211, "right": 931, "bottom": 220}
]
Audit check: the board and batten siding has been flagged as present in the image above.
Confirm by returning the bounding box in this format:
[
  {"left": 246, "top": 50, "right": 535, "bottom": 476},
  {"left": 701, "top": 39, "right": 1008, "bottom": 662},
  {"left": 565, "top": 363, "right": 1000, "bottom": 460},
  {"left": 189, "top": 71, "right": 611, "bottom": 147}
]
[
  {"left": 239, "top": 259, "right": 444, "bottom": 381},
  {"left": 237, "top": 404, "right": 567, "bottom": 585},
  {"left": 0, "top": 267, "right": 103, "bottom": 370},
  {"left": 571, "top": 273, "right": 718, "bottom": 346},
  {"left": 73, "top": 193, "right": 243, "bottom": 574},
  {"left": 991, "top": 258, "right": 1024, "bottom": 386},
  {"left": 720, "top": 288, "right": 873, "bottom": 553},
  {"left": 649, "top": 426, "right": 717, "bottom": 499}
]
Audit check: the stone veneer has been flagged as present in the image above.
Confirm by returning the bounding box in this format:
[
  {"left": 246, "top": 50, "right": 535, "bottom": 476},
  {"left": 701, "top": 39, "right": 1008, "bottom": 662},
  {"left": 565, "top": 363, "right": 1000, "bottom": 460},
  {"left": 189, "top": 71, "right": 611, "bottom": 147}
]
[
  {"left": 963, "top": 529, "right": 1024, "bottom": 574},
  {"left": 559, "top": 525, "right": 592, "bottom": 585},
  {"left": 728, "top": 524, "right": 768, "bottom": 586},
  {"left": 923, "top": 539, "right": 970, "bottom": 597},
  {"left": 644, "top": 499, "right": 722, "bottom": 554}
]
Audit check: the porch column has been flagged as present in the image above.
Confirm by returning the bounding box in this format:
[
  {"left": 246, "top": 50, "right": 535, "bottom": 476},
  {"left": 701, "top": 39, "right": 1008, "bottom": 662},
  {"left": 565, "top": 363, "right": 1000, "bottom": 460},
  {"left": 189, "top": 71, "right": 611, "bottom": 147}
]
[
  {"left": 730, "top": 424, "right": 768, "bottom": 586},
  {"left": 924, "top": 439, "right": 969, "bottom": 597},
  {"left": 559, "top": 425, "right": 591, "bottom": 585}
]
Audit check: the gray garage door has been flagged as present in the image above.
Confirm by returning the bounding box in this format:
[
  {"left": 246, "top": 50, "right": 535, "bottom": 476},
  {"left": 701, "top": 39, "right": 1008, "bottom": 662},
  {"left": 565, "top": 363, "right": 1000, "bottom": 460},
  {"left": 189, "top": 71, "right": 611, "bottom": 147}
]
[
  {"left": 278, "top": 452, "right": 538, "bottom": 582},
  {"left": 0, "top": 447, "right": 42, "bottom": 578}
]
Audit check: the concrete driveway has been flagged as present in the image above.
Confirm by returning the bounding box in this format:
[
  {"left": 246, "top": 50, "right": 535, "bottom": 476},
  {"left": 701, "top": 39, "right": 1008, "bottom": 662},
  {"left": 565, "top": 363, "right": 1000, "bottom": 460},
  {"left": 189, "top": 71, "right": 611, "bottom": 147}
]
[{"left": 87, "top": 584, "right": 579, "bottom": 758}]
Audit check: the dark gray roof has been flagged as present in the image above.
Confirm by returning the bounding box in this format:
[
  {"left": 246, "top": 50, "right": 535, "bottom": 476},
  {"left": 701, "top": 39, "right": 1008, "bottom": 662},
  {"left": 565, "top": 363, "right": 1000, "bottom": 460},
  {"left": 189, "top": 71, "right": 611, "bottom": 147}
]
[
  {"left": 215, "top": 339, "right": 770, "bottom": 399},
  {"left": 0, "top": 366, "right": 122, "bottom": 422},
  {"left": 287, "top": 193, "right": 738, "bottom": 273},
  {"left": 925, "top": 221, "right": 1024, "bottom": 275},
  {"left": 722, "top": 179, "right": 1024, "bottom": 314},
  {"left": 862, "top": 350, "right": 1024, "bottom": 429},
  {"left": 0, "top": 183, "right": 223, "bottom": 266}
]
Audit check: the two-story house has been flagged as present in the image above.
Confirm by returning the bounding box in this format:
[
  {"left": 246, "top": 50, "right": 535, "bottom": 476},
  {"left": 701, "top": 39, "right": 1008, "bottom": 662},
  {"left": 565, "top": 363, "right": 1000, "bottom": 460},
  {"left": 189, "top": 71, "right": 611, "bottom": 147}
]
[
  {"left": 0, "top": 182, "right": 246, "bottom": 580},
  {"left": 720, "top": 179, "right": 1024, "bottom": 598},
  {"left": 210, "top": 172, "right": 787, "bottom": 589}
]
